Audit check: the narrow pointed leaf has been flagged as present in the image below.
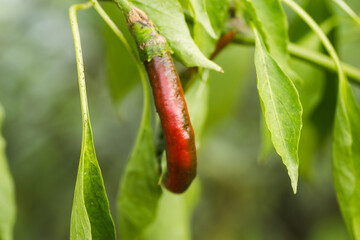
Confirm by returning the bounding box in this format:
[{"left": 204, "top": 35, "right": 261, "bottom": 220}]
[
  {"left": 0, "top": 105, "right": 16, "bottom": 240},
  {"left": 253, "top": 27, "right": 302, "bottom": 193},
  {"left": 333, "top": 78, "right": 360, "bottom": 239},
  {"left": 128, "top": 0, "right": 222, "bottom": 71},
  {"left": 70, "top": 121, "right": 116, "bottom": 240}
]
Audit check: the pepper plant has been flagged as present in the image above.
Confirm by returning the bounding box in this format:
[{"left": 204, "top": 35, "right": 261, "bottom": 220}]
[{"left": 1, "top": 0, "right": 360, "bottom": 239}]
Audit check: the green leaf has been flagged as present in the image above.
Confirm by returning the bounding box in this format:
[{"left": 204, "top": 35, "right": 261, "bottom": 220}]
[
  {"left": 117, "top": 111, "right": 162, "bottom": 240},
  {"left": 333, "top": 78, "right": 360, "bottom": 239},
  {"left": 141, "top": 180, "right": 201, "bottom": 240},
  {"left": 0, "top": 105, "right": 16, "bottom": 240},
  {"left": 206, "top": 0, "right": 230, "bottom": 37},
  {"left": 129, "top": 0, "right": 222, "bottom": 71},
  {"left": 249, "top": 0, "right": 289, "bottom": 65},
  {"left": 253, "top": 26, "right": 303, "bottom": 193},
  {"left": 188, "top": 0, "right": 217, "bottom": 38},
  {"left": 245, "top": 0, "right": 298, "bottom": 81},
  {"left": 193, "top": 0, "right": 230, "bottom": 57},
  {"left": 70, "top": 121, "right": 116, "bottom": 240}
]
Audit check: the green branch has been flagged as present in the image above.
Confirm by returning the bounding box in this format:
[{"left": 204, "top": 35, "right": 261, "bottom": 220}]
[
  {"left": 333, "top": 0, "right": 360, "bottom": 27},
  {"left": 282, "top": 0, "right": 346, "bottom": 84},
  {"left": 113, "top": 0, "right": 132, "bottom": 15},
  {"left": 288, "top": 43, "right": 360, "bottom": 85},
  {"left": 231, "top": 34, "right": 360, "bottom": 85}
]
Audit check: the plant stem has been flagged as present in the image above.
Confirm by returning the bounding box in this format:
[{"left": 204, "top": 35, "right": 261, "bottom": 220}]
[
  {"left": 282, "top": 0, "right": 346, "bottom": 84},
  {"left": 113, "top": 0, "right": 132, "bottom": 15},
  {"left": 288, "top": 43, "right": 360, "bottom": 85},
  {"left": 69, "top": 2, "right": 93, "bottom": 123},
  {"left": 232, "top": 34, "right": 360, "bottom": 85},
  {"left": 333, "top": 0, "right": 360, "bottom": 27}
]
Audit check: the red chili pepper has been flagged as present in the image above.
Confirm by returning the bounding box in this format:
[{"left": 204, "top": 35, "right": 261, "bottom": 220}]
[{"left": 145, "top": 51, "right": 197, "bottom": 193}]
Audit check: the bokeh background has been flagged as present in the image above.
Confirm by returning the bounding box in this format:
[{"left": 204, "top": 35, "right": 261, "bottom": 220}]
[{"left": 1, "top": 0, "right": 360, "bottom": 239}]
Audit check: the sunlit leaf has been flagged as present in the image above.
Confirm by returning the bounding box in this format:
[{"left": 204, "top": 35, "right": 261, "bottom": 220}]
[
  {"left": 253, "top": 26, "right": 302, "bottom": 193},
  {"left": 129, "top": 0, "right": 222, "bottom": 71},
  {"left": 0, "top": 105, "right": 16, "bottom": 240},
  {"left": 70, "top": 120, "right": 116, "bottom": 240},
  {"left": 333, "top": 78, "right": 360, "bottom": 240}
]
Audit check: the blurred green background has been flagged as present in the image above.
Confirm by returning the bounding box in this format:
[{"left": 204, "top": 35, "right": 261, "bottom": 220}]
[{"left": 1, "top": 0, "right": 360, "bottom": 239}]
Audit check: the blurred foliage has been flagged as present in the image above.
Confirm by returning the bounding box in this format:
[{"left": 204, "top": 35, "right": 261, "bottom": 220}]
[{"left": 1, "top": 0, "right": 360, "bottom": 239}]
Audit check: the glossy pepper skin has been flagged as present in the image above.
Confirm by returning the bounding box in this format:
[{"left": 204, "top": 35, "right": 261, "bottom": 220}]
[{"left": 145, "top": 51, "right": 197, "bottom": 193}]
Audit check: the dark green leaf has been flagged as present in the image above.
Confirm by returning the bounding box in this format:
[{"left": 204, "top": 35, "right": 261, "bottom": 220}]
[
  {"left": 129, "top": 0, "right": 222, "bottom": 71},
  {"left": 0, "top": 105, "right": 16, "bottom": 240},
  {"left": 253, "top": 26, "right": 302, "bottom": 193},
  {"left": 333, "top": 78, "right": 360, "bottom": 240},
  {"left": 117, "top": 112, "right": 162, "bottom": 240},
  {"left": 70, "top": 121, "right": 116, "bottom": 240}
]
